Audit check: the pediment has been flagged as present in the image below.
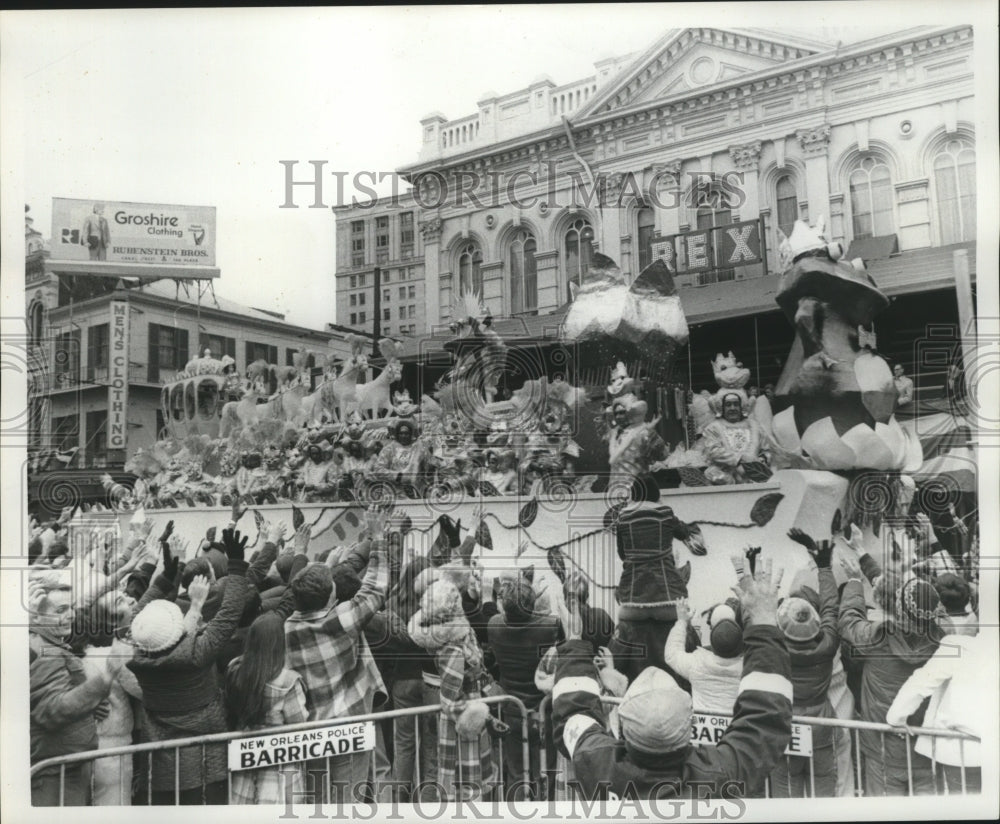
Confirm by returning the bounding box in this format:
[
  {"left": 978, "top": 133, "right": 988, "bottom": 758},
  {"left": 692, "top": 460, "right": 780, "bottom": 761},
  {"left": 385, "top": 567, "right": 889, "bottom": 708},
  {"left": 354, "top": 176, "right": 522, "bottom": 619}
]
[{"left": 583, "top": 28, "right": 828, "bottom": 117}]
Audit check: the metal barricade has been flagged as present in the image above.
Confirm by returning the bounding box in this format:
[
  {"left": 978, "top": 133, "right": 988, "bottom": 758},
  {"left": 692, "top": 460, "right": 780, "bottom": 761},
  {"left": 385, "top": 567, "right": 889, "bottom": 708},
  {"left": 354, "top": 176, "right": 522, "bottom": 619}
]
[
  {"left": 30, "top": 695, "right": 530, "bottom": 807},
  {"left": 536, "top": 694, "right": 981, "bottom": 800}
]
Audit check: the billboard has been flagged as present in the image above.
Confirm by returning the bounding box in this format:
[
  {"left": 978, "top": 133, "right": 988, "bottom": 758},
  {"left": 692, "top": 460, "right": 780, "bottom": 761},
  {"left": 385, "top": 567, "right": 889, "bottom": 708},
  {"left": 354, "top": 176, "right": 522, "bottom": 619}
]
[{"left": 52, "top": 197, "right": 216, "bottom": 268}]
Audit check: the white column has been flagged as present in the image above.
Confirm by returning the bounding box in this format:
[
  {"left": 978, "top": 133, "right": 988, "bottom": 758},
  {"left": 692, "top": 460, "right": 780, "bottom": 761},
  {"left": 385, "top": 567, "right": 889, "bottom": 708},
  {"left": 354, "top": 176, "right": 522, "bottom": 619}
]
[
  {"left": 797, "top": 124, "right": 832, "bottom": 224},
  {"left": 420, "top": 217, "right": 443, "bottom": 329}
]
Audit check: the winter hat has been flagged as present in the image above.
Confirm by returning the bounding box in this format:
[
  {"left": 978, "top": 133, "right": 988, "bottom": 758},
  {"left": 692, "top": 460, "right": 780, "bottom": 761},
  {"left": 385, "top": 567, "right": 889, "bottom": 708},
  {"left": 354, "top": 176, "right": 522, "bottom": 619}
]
[
  {"left": 777, "top": 597, "right": 821, "bottom": 642},
  {"left": 896, "top": 578, "right": 943, "bottom": 629},
  {"left": 275, "top": 553, "right": 296, "bottom": 584},
  {"left": 933, "top": 573, "right": 970, "bottom": 615},
  {"left": 617, "top": 666, "right": 693, "bottom": 754},
  {"left": 204, "top": 548, "right": 228, "bottom": 579},
  {"left": 125, "top": 562, "right": 157, "bottom": 599},
  {"left": 708, "top": 604, "right": 743, "bottom": 658},
  {"left": 130, "top": 600, "right": 185, "bottom": 653}
]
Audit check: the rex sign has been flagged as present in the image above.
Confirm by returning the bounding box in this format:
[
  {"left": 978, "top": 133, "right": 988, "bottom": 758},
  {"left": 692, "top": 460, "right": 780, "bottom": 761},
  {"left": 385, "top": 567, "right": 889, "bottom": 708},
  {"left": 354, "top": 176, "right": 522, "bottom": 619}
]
[
  {"left": 649, "top": 219, "right": 763, "bottom": 275},
  {"left": 52, "top": 197, "right": 216, "bottom": 268}
]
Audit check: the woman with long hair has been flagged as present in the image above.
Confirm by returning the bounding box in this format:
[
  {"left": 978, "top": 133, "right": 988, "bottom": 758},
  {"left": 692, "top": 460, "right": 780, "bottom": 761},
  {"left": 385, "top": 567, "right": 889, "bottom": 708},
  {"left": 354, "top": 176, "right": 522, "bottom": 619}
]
[{"left": 225, "top": 612, "right": 308, "bottom": 804}]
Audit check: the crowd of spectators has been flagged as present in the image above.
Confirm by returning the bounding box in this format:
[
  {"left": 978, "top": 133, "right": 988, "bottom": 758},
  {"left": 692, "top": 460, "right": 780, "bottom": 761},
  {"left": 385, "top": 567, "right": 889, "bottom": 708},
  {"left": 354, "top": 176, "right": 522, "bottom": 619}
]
[{"left": 27, "top": 495, "right": 983, "bottom": 806}]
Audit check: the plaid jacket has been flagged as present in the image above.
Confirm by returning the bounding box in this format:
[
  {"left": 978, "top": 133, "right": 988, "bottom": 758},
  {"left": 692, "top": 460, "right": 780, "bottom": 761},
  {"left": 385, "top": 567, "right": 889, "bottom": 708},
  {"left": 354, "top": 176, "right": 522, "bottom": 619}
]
[{"left": 281, "top": 545, "right": 389, "bottom": 721}]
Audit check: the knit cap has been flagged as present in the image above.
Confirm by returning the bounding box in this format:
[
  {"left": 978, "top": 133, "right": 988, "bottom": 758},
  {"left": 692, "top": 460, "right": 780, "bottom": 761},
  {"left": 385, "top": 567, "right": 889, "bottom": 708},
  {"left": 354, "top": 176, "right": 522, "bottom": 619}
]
[
  {"left": 617, "top": 666, "right": 693, "bottom": 754},
  {"left": 896, "top": 578, "right": 943, "bottom": 628},
  {"left": 708, "top": 604, "right": 743, "bottom": 658},
  {"left": 130, "top": 599, "right": 185, "bottom": 653},
  {"left": 777, "top": 597, "right": 821, "bottom": 642},
  {"left": 204, "top": 548, "right": 228, "bottom": 579}
]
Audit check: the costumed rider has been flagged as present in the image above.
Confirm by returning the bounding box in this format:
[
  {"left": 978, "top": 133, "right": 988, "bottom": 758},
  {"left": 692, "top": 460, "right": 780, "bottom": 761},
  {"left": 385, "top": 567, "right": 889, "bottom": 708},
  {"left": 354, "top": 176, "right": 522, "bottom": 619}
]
[
  {"left": 477, "top": 448, "right": 517, "bottom": 495},
  {"left": 701, "top": 389, "right": 766, "bottom": 485},
  {"left": 335, "top": 410, "right": 374, "bottom": 499},
  {"left": 231, "top": 451, "right": 277, "bottom": 505},
  {"left": 551, "top": 555, "right": 793, "bottom": 800},
  {"left": 298, "top": 441, "right": 339, "bottom": 502},
  {"left": 607, "top": 392, "right": 668, "bottom": 494},
  {"left": 369, "top": 416, "right": 429, "bottom": 498},
  {"left": 607, "top": 479, "right": 692, "bottom": 685}
]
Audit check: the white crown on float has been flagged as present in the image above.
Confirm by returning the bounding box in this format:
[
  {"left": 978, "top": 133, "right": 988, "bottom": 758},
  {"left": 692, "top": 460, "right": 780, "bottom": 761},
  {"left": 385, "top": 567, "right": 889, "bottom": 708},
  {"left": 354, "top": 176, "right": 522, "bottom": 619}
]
[{"left": 778, "top": 217, "right": 846, "bottom": 272}]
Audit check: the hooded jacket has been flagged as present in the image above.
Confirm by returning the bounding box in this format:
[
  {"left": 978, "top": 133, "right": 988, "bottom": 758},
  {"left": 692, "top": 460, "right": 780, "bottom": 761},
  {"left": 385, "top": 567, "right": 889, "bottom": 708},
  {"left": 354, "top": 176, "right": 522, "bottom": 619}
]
[{"left": 551, "top": 626, "right": 793, "bottom": 799}]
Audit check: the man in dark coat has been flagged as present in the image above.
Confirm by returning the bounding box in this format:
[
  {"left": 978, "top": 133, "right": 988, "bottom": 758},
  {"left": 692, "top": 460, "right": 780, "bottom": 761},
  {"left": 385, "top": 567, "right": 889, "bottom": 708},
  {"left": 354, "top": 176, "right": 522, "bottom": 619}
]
[{"left": 551, "top": 558, "right": 793, "bottom": 800}]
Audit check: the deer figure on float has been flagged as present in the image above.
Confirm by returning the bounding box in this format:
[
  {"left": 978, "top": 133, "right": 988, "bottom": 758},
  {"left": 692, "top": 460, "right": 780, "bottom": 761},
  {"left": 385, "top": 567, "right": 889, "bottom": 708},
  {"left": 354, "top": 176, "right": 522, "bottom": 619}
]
[{"left": 353, "top": 338, "right": 405, "bottom": 419}]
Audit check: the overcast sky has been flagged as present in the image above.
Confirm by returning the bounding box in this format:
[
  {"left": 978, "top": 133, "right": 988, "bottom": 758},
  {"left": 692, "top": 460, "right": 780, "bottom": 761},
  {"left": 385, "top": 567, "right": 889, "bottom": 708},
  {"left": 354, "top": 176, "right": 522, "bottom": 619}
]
[{"left": 0, "top": 4, "right": 986, "bottom": 331}]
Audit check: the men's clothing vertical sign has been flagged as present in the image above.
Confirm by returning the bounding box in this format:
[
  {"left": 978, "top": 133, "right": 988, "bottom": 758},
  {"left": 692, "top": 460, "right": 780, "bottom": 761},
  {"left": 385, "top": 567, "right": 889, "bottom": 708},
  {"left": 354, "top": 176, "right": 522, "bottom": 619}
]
[{"left": 108, "top": 301, "right": 129, "bottom": 450}]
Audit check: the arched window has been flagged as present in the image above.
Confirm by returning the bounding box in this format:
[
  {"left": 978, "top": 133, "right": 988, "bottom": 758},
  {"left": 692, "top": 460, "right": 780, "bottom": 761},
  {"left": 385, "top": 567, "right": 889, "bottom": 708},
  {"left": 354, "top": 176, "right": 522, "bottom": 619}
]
[
  {"left": 775, "top": 175, "right": 798, "bottom": 239},
  {"left": 457, "top": 242, "right": 483, "bottom": 295},
  {"left": 636, "top": 206, "right": 655, "bottom": 272},
  {"left": 933, "top": 138, "right": 976, "bottom": 244},
  {"left": 693, "top": 182, "right": 734, "bottom": 282},
  {"left": 849, "top": 156, "right": 894, "bottom": 239},
  {"left": 509, "top": 230, "right": 538, "bottom": 314},
  {"left": 29, "top": 302, "right": 44, "bottom": 347},
  {"left": 564, "top": 218, "right": 594, "bottom": 300}
]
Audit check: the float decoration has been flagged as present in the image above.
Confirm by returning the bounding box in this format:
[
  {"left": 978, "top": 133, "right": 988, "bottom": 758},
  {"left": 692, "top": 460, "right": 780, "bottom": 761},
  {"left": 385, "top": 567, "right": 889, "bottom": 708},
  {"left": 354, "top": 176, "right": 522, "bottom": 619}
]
[{"left": 755, "top": 218, "right": 923, "bottom": 476}]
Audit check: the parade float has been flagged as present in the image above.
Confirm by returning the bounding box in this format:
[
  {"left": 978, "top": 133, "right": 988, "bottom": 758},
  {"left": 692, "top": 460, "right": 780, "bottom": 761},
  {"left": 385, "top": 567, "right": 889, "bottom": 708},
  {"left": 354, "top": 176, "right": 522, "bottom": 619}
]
[{"left": 77, "top": 218, "right": 922, "bottom": 618}]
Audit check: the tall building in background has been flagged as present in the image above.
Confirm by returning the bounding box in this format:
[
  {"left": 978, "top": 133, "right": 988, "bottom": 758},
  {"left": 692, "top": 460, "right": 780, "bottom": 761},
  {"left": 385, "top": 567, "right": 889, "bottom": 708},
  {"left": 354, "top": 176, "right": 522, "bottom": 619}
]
[{"left": 333, "top": 192, "right": 426, "bottom": 337}]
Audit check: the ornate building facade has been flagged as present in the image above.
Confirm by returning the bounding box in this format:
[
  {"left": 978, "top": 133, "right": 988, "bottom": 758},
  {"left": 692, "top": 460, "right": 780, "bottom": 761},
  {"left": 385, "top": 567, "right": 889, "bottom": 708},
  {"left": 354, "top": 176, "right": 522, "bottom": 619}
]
[{"left": 335, "top": 26, "right": 976, "bottom": 392}]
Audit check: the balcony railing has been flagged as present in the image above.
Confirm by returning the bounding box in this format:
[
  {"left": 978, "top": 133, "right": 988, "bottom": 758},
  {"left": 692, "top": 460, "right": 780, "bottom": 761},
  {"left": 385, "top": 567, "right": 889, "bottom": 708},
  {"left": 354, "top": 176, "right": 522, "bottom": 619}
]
[{"left": 45, "top": 363, "right": 157, "bottom": 390}]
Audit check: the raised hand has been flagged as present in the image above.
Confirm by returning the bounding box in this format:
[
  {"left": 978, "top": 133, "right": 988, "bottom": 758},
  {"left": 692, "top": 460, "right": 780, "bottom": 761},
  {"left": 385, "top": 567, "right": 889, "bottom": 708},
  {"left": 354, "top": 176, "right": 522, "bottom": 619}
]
[
  {"left": 158, "top": 519, "right": 175, "bottom": 546},
  {"left": 838, "top": 552, "right": 864, "bottom": 582},
  {"left": 221, "top": 528, "right": 249, "bottom": 562},
  {"left": 675, "top": 597, "right": 693, "bottom": 623},
  {"left": 731, "top": 556, "right": 784, "bottom": 627},
  {"left": 232, "top": 499, "right": 247, "bottom": 525},
  {"left": 292, "top": 523, "right": 311, "bottom": 555},
  {"left": 168, "top": 534, "right": 190, "bottom": 563},
  {"left": 162, "top": 543, "right": 181, "bottom": 584},
  {"left": 27, "top": 579, "right": 47, "bottom": 615},
  {"left": 364, "top": 506, "right": 390, "bottom": 540},
  {"left": 187, "top": 574, "right": 211, "bottom": 611},
  {"left": 810, "top": 539, "right": 834, "bottom": 569},
  {"left": 787, "top": 528, "right": 816, "bottom": 551},
  {"left": 844, "top": 523, "right": 867, "bottom": 555},
  {"left": 730, "top": 550, "right": 747, "bottom": 581},
  {"left": 267, "top": 521, "right": 289, "bottom": 547}
]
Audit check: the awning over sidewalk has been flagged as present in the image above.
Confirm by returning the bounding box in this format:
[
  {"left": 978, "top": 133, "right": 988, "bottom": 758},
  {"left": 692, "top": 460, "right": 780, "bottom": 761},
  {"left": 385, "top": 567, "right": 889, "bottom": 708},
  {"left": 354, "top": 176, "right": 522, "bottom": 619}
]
[{"left": 400, "top": 242, "right": 976, "bottom": 359}]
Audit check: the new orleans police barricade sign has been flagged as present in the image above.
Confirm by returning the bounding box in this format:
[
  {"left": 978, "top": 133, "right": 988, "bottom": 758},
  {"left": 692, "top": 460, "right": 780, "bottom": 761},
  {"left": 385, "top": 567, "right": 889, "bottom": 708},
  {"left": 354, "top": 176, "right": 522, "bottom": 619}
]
[
  {"left": 690, "top": 713, "right": 813, "bottom": 757},
  {"left": 228, "top": 721, "right": 376, "bottom": 771}
]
